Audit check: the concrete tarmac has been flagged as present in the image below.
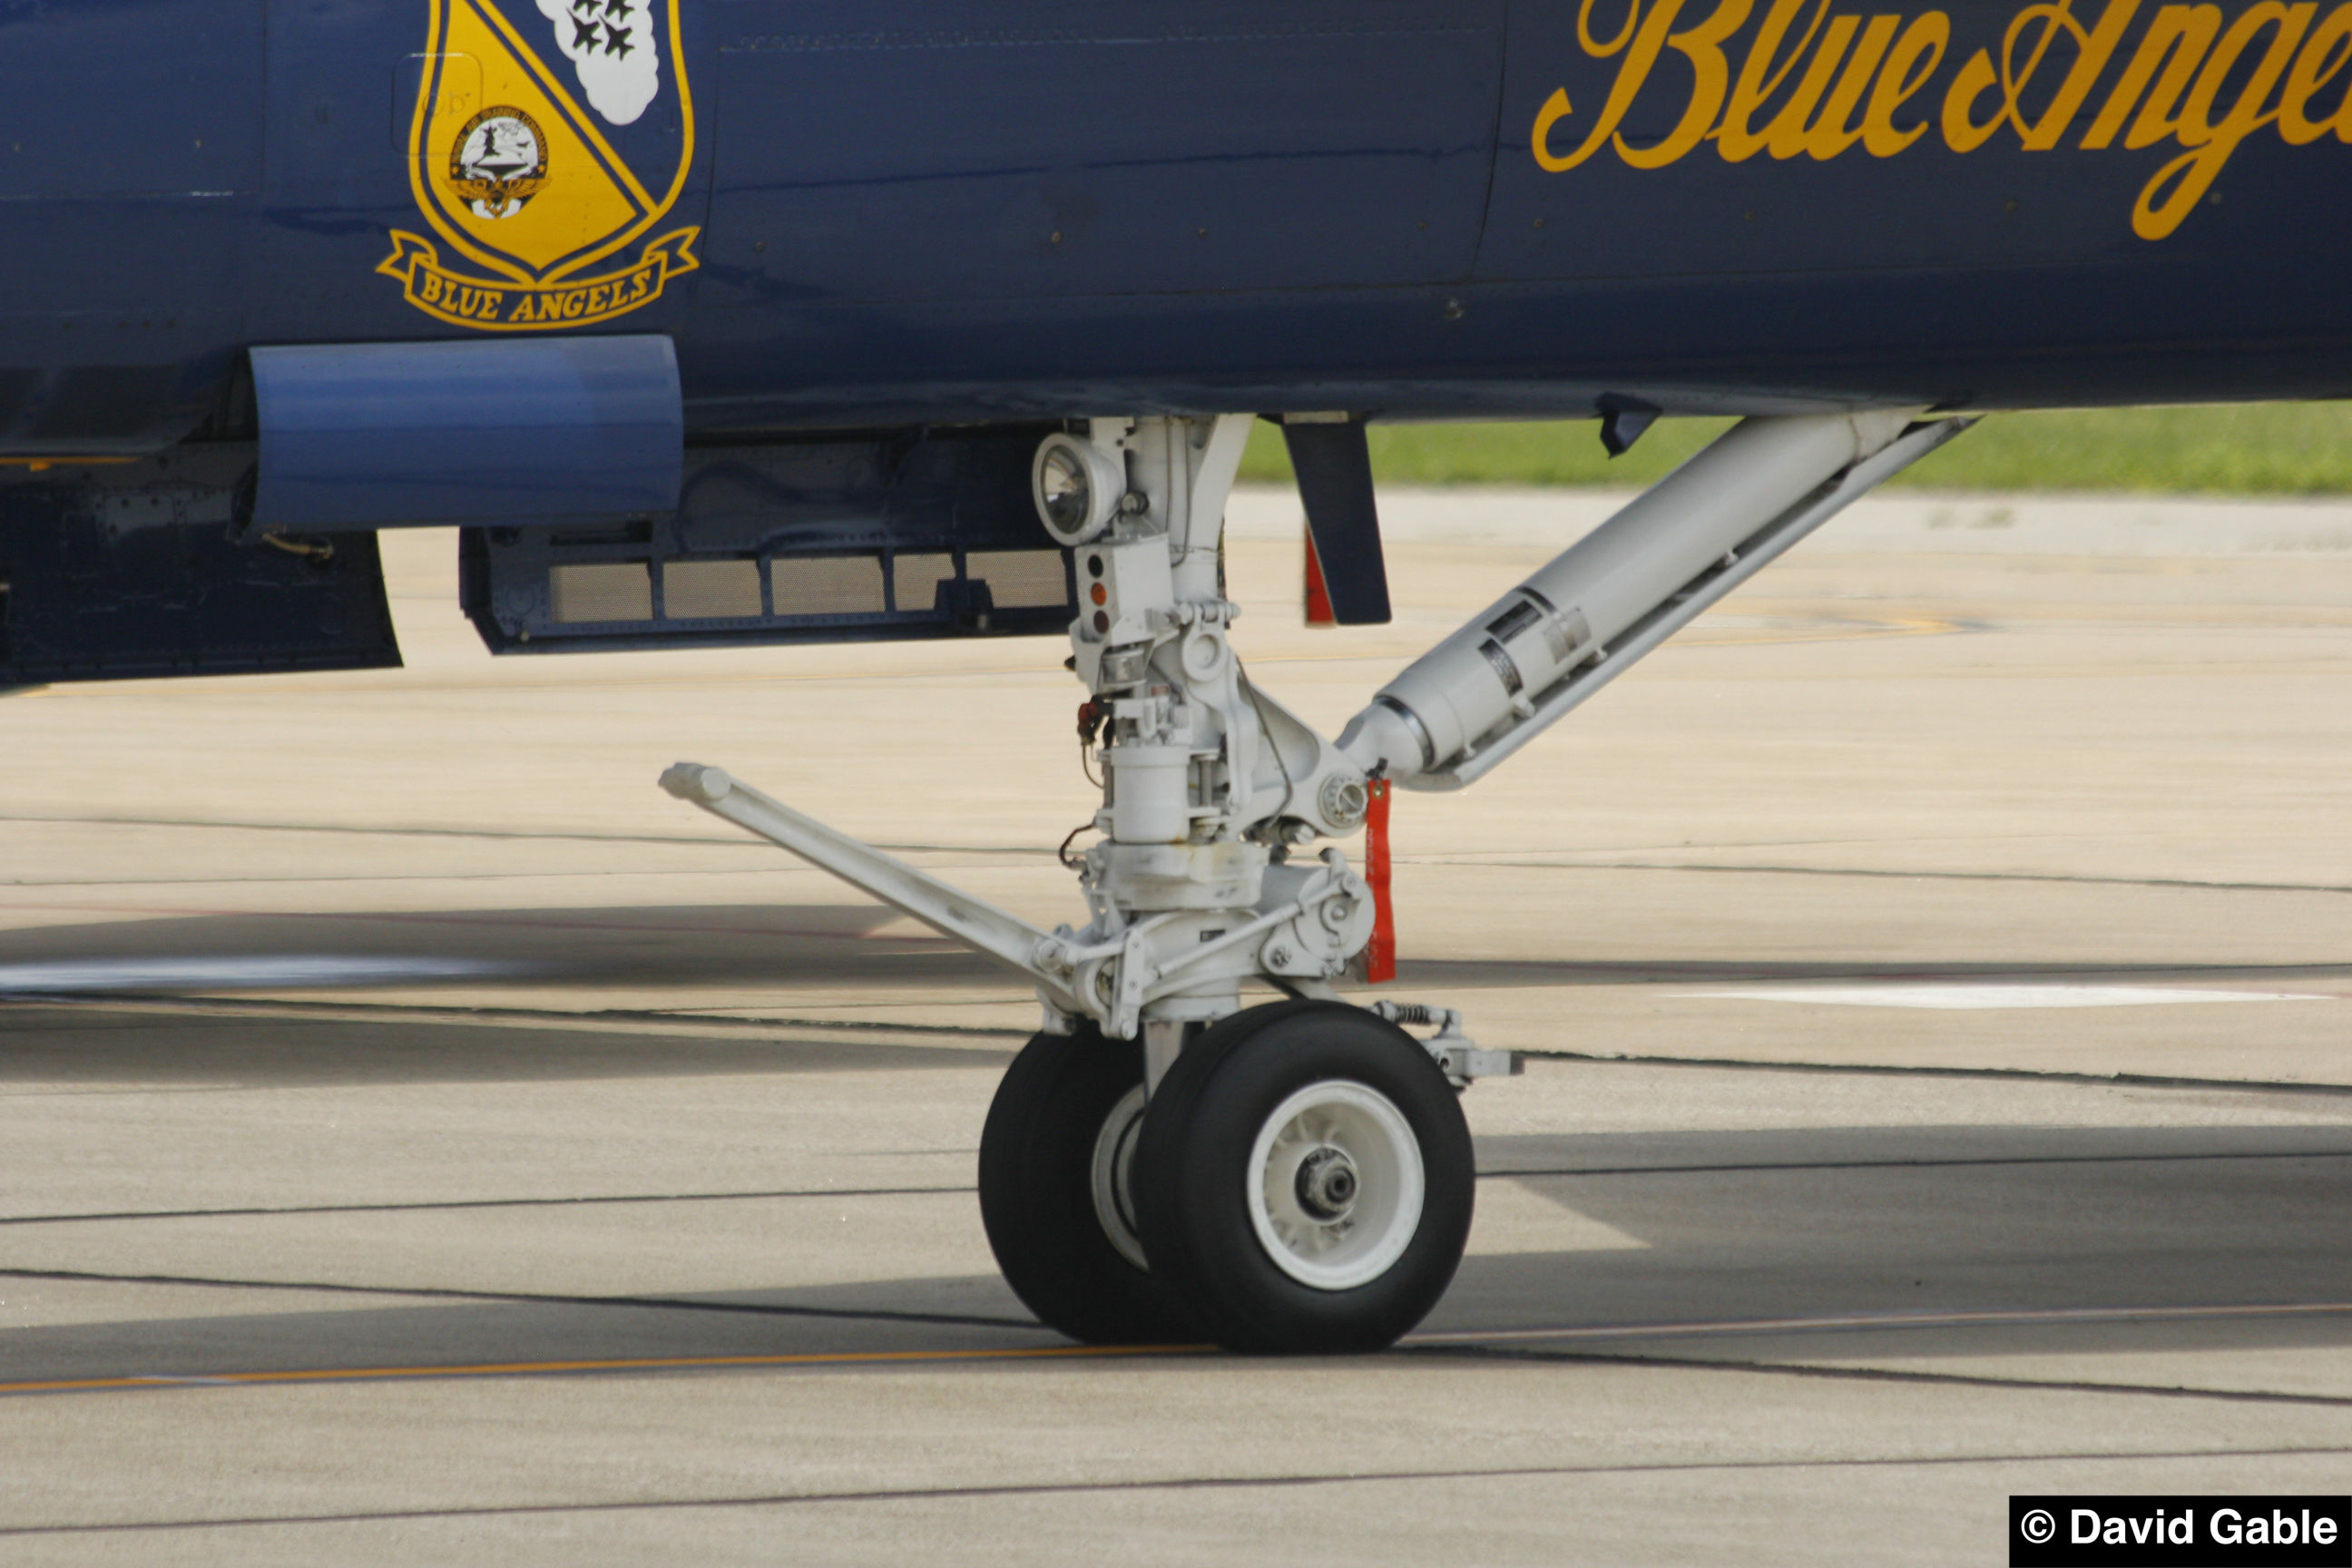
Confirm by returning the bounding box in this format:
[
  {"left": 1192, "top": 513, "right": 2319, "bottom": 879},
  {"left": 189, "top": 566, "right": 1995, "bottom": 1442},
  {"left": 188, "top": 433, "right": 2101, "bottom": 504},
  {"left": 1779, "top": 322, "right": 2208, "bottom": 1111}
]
[{"left": 2, "top": 487, "right": 2348, "bottom": 1563}]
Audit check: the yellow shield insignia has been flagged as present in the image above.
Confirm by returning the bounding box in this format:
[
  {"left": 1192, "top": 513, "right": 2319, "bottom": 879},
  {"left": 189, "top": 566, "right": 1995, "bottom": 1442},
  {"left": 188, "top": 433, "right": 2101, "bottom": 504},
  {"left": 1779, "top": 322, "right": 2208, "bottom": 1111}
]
[{"left": 379, "top": 0, "right": 698, "bottom": 330}]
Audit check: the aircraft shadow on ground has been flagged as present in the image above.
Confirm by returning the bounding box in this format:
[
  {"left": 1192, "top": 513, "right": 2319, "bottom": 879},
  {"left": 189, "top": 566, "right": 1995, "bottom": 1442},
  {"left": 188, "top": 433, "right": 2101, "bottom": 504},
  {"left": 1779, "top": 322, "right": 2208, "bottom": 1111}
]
[
  {"left": 9, "top": 904, "right": 2351, "bottom": 1005},
  {"left": 0, "top": 904, "right": 998, "bottom": 993},
  {"left": 0, "top": 1005, "right": 1011, "bottom": 1085},
  {"left": 1, "top": 1122, "right": 2346, "bottom": 1382},
  {"left": 3, "top": 901, "right": 2347, "bottom": 1378}
]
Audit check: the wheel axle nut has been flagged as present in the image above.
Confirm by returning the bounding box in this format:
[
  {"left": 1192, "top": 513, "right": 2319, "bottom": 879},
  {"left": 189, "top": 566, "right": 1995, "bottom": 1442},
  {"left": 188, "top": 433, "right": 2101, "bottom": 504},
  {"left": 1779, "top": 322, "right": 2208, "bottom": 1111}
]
[{"left": 1295, "top": 1146, "right": 1358, "bottom": 1220}]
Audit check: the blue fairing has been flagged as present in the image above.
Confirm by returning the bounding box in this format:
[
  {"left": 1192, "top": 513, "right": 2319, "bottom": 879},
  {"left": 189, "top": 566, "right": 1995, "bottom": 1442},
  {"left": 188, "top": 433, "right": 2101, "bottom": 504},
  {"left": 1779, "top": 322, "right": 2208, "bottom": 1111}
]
[{"left": 252, "top": 336, "right": 682, "bottom": 529}]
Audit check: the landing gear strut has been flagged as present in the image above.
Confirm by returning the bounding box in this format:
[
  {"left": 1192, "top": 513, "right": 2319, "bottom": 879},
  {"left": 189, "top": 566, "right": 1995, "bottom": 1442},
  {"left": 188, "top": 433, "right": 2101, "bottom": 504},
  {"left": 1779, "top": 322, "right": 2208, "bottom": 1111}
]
[{"left": 664, "top": 407, "right": 1970, "bottom": 1352}]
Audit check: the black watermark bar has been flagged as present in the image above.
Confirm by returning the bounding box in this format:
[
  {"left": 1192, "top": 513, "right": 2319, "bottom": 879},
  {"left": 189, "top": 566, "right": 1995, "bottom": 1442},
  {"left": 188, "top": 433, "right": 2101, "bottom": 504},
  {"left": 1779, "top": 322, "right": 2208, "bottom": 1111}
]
[{"left": 2012, "top": 1496, "right": 2350, "bottom": 1566}]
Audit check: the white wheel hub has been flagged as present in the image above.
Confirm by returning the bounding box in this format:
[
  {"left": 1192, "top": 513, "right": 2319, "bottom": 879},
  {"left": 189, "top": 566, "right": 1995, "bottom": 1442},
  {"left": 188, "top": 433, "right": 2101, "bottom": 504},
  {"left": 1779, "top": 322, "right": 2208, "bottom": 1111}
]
[
  {"left": 1247, "top": 1079, "right": 1424, "bottom": 1291},
  {"left": 1090, "top": 1083, "right": 1151, "bottom": 1270}
]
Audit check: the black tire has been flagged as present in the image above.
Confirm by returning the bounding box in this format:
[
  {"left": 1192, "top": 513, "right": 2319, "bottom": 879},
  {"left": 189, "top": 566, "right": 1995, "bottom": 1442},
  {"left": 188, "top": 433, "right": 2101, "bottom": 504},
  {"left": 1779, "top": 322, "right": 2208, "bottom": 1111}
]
[
  {"left": 978, "top": 1025, "right": 1199, "bottom": 1345},
  {"left": 1131, "top": 1000, "right": 1474, "bottom": 1354}
]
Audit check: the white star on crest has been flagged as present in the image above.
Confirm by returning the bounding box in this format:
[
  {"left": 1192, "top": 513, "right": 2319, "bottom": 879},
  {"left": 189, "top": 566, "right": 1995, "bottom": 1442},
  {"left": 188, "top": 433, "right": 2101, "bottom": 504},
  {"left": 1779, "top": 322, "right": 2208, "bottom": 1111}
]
[{"left": 536, "top": 0, "right": 658, "bottom": 125}]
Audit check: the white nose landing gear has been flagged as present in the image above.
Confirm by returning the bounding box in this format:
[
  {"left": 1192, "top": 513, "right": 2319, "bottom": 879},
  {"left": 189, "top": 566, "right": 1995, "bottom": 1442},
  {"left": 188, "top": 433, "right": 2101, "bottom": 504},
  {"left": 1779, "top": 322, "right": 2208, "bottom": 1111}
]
[{"left": 663, "top": 408, "right": 1968, "bottom": 1352}]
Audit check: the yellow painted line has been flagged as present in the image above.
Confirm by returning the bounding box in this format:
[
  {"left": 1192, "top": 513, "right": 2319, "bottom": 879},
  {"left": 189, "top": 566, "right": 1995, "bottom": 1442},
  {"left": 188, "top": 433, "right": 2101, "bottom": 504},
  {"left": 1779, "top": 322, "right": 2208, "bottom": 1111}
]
[
  {"left": 0, "top": 1342, "right": 1205, "bottom": 1398},
  {"left": 0, "top": 456, "right": 136, "bottom": 469}
]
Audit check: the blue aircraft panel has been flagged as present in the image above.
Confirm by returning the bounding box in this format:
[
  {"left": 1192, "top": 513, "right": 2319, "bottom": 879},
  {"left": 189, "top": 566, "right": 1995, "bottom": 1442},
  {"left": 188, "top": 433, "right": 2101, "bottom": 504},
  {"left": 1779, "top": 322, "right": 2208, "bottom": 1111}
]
[
  {"left": 0, "top": 0, "right": 263, "bottom": 451},
  {"left": 701, "top": 0, "right": 1505, "bottom": 308}
]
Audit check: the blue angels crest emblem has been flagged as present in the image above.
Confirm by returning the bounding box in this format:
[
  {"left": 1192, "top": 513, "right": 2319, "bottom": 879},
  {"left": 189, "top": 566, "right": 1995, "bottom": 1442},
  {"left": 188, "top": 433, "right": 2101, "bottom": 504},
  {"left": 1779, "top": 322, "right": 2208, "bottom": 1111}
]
[{"left": 379, "top": 0, "right": 698, "bottom": 329}]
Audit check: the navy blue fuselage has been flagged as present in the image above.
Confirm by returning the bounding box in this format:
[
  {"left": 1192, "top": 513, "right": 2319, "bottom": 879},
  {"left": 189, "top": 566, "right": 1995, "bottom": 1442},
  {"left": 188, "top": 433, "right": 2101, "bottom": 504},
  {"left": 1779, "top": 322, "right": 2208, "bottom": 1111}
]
[
  {"left": 3, "top": 0, "right": 2349, "bottom": 685},
  {"left": 3, "top": 0, "right": 2349, "bottom": 456}
]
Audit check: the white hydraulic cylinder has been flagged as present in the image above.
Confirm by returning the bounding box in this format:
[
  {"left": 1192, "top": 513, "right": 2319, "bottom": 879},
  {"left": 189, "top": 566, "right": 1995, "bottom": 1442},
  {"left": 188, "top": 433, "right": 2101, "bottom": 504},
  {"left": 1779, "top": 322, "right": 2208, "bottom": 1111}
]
[
  {"left": 1339, "top": 410, "right": 1929, "bottom": 785},
  {"left": 1104, "top": 745, "right": 1191, "bottom": 842}
]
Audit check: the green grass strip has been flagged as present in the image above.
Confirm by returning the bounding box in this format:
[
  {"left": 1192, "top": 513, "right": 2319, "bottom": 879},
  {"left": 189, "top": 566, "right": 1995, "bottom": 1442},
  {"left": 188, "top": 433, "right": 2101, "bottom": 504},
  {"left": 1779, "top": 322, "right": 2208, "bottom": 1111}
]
[{"left": 1238, "top": 404, "right": 2352, "bottom": 495}]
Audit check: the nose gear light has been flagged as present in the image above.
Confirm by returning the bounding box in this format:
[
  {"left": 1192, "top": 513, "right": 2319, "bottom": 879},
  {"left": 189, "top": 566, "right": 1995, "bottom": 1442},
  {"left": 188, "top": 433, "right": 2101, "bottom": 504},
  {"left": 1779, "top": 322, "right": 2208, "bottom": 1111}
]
[{"left": 1032, "top": 431, "right": 1127, "bottom": 547}]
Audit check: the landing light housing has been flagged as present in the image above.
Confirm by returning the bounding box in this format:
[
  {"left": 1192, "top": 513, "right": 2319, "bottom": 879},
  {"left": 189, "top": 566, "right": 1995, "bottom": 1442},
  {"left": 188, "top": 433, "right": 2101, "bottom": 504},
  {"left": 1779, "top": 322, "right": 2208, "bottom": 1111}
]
[{"left": 1032, "top": 432, "right": 1125, "bottom": 546}]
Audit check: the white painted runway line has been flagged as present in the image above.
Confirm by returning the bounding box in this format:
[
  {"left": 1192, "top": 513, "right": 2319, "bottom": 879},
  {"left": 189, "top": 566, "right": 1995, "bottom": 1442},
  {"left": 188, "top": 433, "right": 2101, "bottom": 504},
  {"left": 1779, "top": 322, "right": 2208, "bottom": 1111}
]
[{"left": 1690, "top": 985, "right": 2334, "bottom": 1010}]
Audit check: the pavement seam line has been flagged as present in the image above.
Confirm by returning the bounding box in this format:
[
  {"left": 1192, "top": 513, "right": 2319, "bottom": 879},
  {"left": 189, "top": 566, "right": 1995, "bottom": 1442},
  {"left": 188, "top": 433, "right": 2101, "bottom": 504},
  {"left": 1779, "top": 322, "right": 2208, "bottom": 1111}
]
[
  {"left": 7, "top": 1000, "right": 2348, "bottom": 1093},
  {"left": 9, "top": 1300, "right": 2345, "bottom": 1403},
  {"left": 0, "top": 1184, "right": 981, "bottom": 1226},
  {"left": 1411, "top": 1301, "right": 2352, "bottom": 1347},
  {"left": 1485, "top": 1149, "right": 2352, "bottom": 1180},
  {"left": 6, "top": 1147, "right": 2347, "bottom": 1228},
  {"left": 1418, "top": 1344, "right": 2352, "bottom": 1411},
  {"left": 0, "top": 995, "right": 1029, "bottom": 1042},
  {"left": 1516, "top": 1048, "right": 2352, "bottom": 1096},
  {"left": 0, "top": 811, "right": 1053, "bottom": 858},
  {"left": 1423, "top": 858, "right": 2352, "bottom": 898},
  {"left": 0, "top": 1342, "right": 1200, "bottom": 1399},
  {"left": 0, "top": 1267, "right": 1048, "bottom": 1333},
  {"left": 2, "top": 1445, "right": 2343, "bottom": 1536}
]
